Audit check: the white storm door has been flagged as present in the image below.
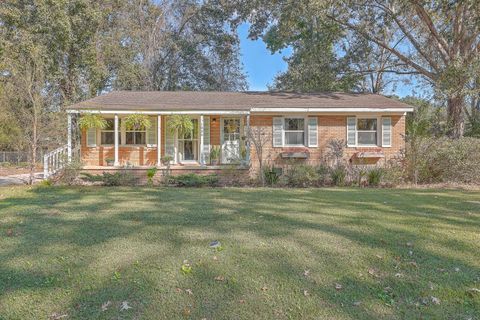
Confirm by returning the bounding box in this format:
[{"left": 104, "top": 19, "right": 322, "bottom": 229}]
[{"left": 221, "top": 118, "right": 241, "bottom": 164}]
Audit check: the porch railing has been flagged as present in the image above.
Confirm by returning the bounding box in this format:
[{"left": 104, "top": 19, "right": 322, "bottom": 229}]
[{"left": 43, "top": 145, "right": 79, "bottom": 179}]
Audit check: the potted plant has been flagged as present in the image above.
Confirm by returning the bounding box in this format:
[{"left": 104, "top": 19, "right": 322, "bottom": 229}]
[
  {"left": 210, "top": 146, "right": 221, "bottom": 165},
  {"left": 105, "top": 158, "right": 115, "bottom": 166}
]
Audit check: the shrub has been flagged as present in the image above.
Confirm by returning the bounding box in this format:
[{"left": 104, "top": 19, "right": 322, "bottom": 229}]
[
  {"left": 59, "top": 160, "right": 83, "bottom": 185},
  {"left": 81, "top": 170, "right": 138, "bottom": 186},
  {"left": 405, "top": 137, "right": 480, "bottom": 184},
  {"left": 367, "top": 168, "right": 383, "bottom": 186},
  {"left": 146, "top": 167, "right": 158, "bottom": 186},
  {"left": 316, "top": 164, "right": 330, "bottom": 186},
  {"left": 263, "top": 166, "right": 281, "bottom": 186},
  {"left": 169, "top": 173, "right": 218, "bottom": 187},
  {"left": 330, "top": 165, "right": 346, "bottom": 186},
  {"left": 284, "top": 164, "right": 319, "bottom": 187}
]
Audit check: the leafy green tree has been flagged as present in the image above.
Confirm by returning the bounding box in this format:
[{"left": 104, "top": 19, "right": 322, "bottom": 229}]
[{"left": 233, "top": 0, "right": 480, "bottom": 137}]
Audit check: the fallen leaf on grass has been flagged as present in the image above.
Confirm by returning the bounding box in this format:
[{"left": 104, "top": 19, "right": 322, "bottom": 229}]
[
  {"left": 261, "top": 286, "right": 268, "bottom": 291},
  {"left": 214, "top": 276, "right": 225, "bottom": 282},
  {"left": 303, "top": 269, "right": 310, "bottom": 277},
  {"left": 101, "top": 301, "right": 112, "bottom": 311},
  {"left": 175, "top": 288, "right": 183, "bottom": 293},
  {"left": 335, "top": 283, "right": 343, "bottom": 291},
  {"left": 368, "top": 268, "right": 378, "bottom": 277},
  {"left": 431, "top": 296, "right": 440, "bottom": 305},
  {"left": 467, "top": 288, "right": 480, "bottom": 297},
  {"left": 212, "top": 256, "right": 218, "bottom": 261},
  {"left": 183, "top": 308, "right": 191, "bottom": 316},
  {"left": 408, "top": 261, "right": 418, "bottom": 268},
  {"left": 120, "top": 301, "right": 132, "bottom": 311},
  {"left": 239, "top": 299, "right": 245, "bottom": 304},
  {"left": 303, "top": 290, "right": 309, "bottom": 297},
  {"left": 185, "top": 289, "right": 193, "bottom": 295},
  {"left": 394, "top": 273, "right": 403, "bottom": 278},
  {"left": 49, "top": 313, "right": 68, "bottom": 320}
]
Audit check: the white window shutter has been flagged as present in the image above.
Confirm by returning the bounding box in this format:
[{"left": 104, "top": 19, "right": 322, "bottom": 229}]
[
  {"left": 164, "top": 117, "right": 175, "bottom": 159},
  {"left": 273, "top": 117, "right": 284, "bottom": 147},
  {"left": 87, "top": 128, "right": 97, "bottom": 147},
  {"left": 307, "top": 117, "right": 318, "bottom": 147},
  {"left": 146, "top": 117, "right": 157, "bottom": 147},
  {"left": 202, "top": 117, "right": 211, "bottom": 163},
  {"left": 382, "top": 117, "right": 392, "bottom": 147},
  {"left": 347, "top": 117, "right": 356, "bottom": 147}
]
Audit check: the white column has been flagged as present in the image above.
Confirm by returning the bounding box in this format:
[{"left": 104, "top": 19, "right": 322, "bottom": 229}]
[
  {"left": 157, "top": 115, "right": 161, "bottom": 166},
  {"left": 246, "top": 114, "right": 251, "bottom": 163},
  {"left": 200, "top": 115, "right": 205, "bottom": 165},
  {"left": 67, "top": 113, "right": 72, "bottom": 162},
  {"left": 114, "top": 114, "right": 119, "bottom": 166}
]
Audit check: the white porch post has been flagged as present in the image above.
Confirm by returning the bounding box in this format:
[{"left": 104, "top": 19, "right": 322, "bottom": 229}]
[
  {"left": 67, "top": 113, "right": 72, "bottom": 162},
  {"left": 246, "top": 114, "right": 251, "bottom": 163},
  {"left": 200, "top": 115, "right": 205, "bottom": 165},
  {"left": 157, "top": 115, "right": 161, "bottom": 166},
  {"left": 114, "top": 114, "right": 120, "bottom": 166}
]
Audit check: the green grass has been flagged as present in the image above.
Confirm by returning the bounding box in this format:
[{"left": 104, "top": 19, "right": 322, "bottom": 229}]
[{"left": 0, "top": 186, "right": 479, "bottom": 319}]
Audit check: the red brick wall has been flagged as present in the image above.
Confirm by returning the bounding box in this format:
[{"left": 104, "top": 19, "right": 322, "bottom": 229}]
[
  {"left": 248, "top": 114, "right": 405, "bottom": 175},
  {"left": 80, "top": 114, "right": 406, "bottom": 172}
]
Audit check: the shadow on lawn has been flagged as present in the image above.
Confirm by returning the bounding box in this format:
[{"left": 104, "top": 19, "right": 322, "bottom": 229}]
[{"left": 0, "top": 186, "right": 478, "bottom": 319}]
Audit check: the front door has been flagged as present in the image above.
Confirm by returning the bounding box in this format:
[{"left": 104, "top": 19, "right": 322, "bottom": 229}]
[{"left": 221, "top": 118, "right": 241, "bottom": 164}]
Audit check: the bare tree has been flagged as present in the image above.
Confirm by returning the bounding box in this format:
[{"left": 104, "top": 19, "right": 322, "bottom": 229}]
[
  {"left": 3, "top": 48, "right": 58, "bottom": 184},
  {"left": 247, "top": 125, "right": 270, "bottom": 186}
]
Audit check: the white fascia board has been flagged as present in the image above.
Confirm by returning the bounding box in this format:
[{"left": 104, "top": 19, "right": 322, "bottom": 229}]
[
  {"left": 67, "top": 109, "right": 250, "bottom": 115},
  {"left": 250, "top": 107, "right": 414, "bottom": 113}
]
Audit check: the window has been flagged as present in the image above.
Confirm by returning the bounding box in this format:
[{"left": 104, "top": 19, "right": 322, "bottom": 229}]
[
  {"left": 100, "top": 119, "right": 119, "bottom": 145},
  {"left": 284, "top": 118, "right": 305, "bottom": 146},
  {"left": 357, "top": 118, "right": 377, "bottom": 146},
  {"left": 178, "top": 118, "right": 198, "bottom": 161},
  {"left": 125, "top": 122, "right": 146, "bottom": 145}
]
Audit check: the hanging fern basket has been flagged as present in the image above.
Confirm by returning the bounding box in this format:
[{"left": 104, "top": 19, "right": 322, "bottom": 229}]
[
  {"left": 78, "top": 114, "right": 108, "bottom": 130},
  {"left": 167, "top": 115, "right": 194, "bottom": 136},
  {"left": 124, "top": 114, "right": 152, "bottom": 130}
]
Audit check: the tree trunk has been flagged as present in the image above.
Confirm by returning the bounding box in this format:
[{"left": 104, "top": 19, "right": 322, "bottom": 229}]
[
  {"left": 29, "top": 143, "right": 36, "bottom": 185},
  {"left": 447, "top": 95, "right": 465, "bottom": 138}
]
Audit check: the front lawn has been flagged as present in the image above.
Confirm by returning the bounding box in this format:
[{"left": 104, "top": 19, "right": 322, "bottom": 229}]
[{"left": 0, "top": 186, "right": 479, "bottom": 319}]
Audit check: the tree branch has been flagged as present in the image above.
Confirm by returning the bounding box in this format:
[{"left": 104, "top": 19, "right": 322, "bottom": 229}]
[
  {"left": 410, "top": 0, "right": 451, "bottom": 61},
  {"left": 327, "top": 14, "right": 437, "bottom": 80}
]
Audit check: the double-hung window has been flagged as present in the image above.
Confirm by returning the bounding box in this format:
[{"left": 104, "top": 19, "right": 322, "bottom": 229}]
[
  {"left": 100, "top": 119, "right": 117, "bottom": 145},
  {"left": 284, "top": 118, "right": 305, "bottom": 146},
  {"left": 357, "top": 118, "right": 377, "bottom": 146},
  {"left": 125, "top": 123, "right": 146, "bottom": 145}
]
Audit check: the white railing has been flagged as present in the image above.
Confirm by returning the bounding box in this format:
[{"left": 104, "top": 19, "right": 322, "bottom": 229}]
[{"left": 43, "top": 145, "right": 78, "bottom": 179}]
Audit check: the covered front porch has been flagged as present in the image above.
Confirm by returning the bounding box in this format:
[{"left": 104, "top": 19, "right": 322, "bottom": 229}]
[{"left": 66, "top": 111, "right": 251, "bottom": 169}]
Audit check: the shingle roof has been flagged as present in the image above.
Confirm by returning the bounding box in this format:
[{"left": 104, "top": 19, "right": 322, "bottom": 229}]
[{"left": 67, "top": 91, "right": 412, "bottom": 111}]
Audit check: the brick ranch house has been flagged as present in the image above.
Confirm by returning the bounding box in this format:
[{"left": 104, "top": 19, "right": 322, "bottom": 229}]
[{"left": 55, "top": 91, "right": 413, "bottom": 179}]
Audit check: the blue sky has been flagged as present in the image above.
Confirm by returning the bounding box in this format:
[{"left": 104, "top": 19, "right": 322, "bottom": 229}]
[
  {"left": 238, "top": 23, "right": 418, "bottom": 97},
  {"left": 238, "top": 23, "right": 292, "bottom": 91}
]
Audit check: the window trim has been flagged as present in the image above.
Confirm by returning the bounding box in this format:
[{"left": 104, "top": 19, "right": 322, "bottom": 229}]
[
  {"left": 100, "top": 118, "right": 116, "bottom": 146},
  {"left": 177, "top": 117, "right": 200, "bottom": 163},
  {"left": 283, "top": 116, "right": 307, "bottom": 147},
  {"left": 123, "top": 119, "right": 147, "bottom": 146},
  {"left": 356, "top": 117, "right": 378, "bottom": 147}
]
